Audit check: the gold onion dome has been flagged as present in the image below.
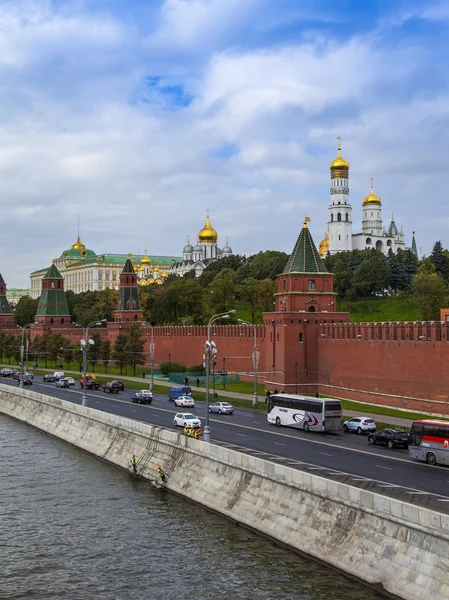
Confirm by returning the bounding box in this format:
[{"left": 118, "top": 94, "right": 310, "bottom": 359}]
[
  {"left": 140, "top": 251, "right": 151, "bottom": 266},
  {"left": 198, "top": 215, "right": 218, "bottom": 243},
  {"left": 138, "top": 279, "right": 147, "bottom": 286},
  {"left": 71, "top": 236, "right": 86, "bottom": 250},
  {"left": 330, "top": 138, "right": 349, "bottom": 178},
  {"left": 319, "top": 232, "right": 329, "bottom": 258},
  {"left": 363, "top": 179, "right": 382, "bottom": 205},
  {"left": 162, "top": 272, "right": 168, "bottom": 278}
]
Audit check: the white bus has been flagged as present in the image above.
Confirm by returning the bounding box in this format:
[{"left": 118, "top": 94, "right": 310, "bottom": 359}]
[
  {"left": 267, "top": 394, "right": 342, "bottom": 433},
  {"left": 409, "top": 420, "right": 449, "bottom": 466}
]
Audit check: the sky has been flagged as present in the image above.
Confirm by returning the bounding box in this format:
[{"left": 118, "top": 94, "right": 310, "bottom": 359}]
[{"left": 1, "top": 0, "right": 449, "bottom": 287}]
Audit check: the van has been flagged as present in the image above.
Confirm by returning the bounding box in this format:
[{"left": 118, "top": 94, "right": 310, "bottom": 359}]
[
  {"left": 54, "top": 371, "right": 65, "bottom": 380},
  {"left": 168, "top": 386, "right": 192, "bottom": 401}
]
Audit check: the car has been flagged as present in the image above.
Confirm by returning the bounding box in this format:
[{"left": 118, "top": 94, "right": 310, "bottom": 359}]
[
  {"left": 173, "top": 413, "right": 201, "bottom": 428},
  {"left": 43, "top": 374, "right": 57, "bottom": 382},
  {"left": 0, "top": 368, "right": 13, "bottom": 377},
  {"left": 56, "top": 378, "right": 70, "bottom": 388},
  {"left": 132, "top": 390, "right": 153, "bottom": 404},
  {"left": 23, "top": 372, "right": 34, "bottom": 379},
  {"left": 111, "top": 380, "right": 124, "bottom": 391},
  {"left": 343, "top": 417, "right": 376, "bottom": 434},
  {"left": 17, "top": 375, "right": 33, "bottom": 385},
  {"left": 54, "top": 371, "right": 65, "bottom": 380},
  {"left": 368, "top": 428, "right": 409, "bottom": 449},
  {"left": 83, "top": 379, "right": 101, "bottom": 390},
  {"left": 65, "top": 377, "right": 75, "bottom": 386},
  {"left": 209, "top": 401, "right": 234, "bottom": 415},
  {"left": 102, "top": 381, "right": 121, "bottom": 393},
  {"left": 174, "top": 395, "right": 195, "bottom": 408}
]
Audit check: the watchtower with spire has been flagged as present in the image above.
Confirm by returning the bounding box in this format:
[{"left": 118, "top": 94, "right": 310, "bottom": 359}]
[
  {"left": 0, "top": 273, "right": 14, "bottom": 325},
  {"left": 263, "top": 218, "right": 349, "bottom": 392},
  {"left": 114, "top": 256, "right": 143, "bottom": 323},
  {"left": 35, "top": 263, "right": 71, "bottom": 325}
]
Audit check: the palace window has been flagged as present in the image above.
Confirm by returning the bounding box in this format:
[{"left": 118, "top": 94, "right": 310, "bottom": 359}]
[
  {"left": 308, "top": 280, "right": 316, "bottom": 290},
  {"left": 337, "top": 213, "right": 341, "bottom": 221}
]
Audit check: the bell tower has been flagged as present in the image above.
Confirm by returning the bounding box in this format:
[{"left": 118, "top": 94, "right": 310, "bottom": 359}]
[
  {"left": 328, "top": 137, "right": 352, "bottom": 254},
  {"left": 114, "top": 256, "right": 143, "bottom": 323}
]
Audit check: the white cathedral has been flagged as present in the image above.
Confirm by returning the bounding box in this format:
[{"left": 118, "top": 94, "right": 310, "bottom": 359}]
[
  {"left": 170, "top": 213, "right": 233, "bottom": 277},
  {"left": 318, "top": 140, "right": 414, "bottom": 257}
]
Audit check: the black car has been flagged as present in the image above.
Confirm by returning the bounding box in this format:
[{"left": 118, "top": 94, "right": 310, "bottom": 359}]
[
  {"left": 18, "top": 375, "right": 33, "bottom": 386},
  {"left": 43, "top": 374, "right": 57, "bottom": 382},
  {"left": 102, "top": 381, "right": 121, "bottom": 394},
  {"left": 368, "top": 428, "right": 409, "bottom": 449},
  {"left": 111, "top": 380, "right": 125, "bottom": 391}
]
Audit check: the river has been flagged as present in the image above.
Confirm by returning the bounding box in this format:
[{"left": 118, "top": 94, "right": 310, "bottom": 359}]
[{"left": 1, "top": 415, "right": 387, "bottom": 600}]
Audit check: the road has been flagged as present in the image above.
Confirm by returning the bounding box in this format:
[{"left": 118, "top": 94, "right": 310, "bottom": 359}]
[{"left": 5, "top": 376, "right": 449, "bottom": 514}]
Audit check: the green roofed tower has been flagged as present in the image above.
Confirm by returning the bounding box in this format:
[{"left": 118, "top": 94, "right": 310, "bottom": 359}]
[
  {"left": 0, "top": 273, "right": 14, "bottom": 324},
  {"left": 114, "top": 256, "right": 143, "bottom": 323},
  {"left": 275, "top": 217, "right": 336, "bottom": 313},
  {"left": 35, "top": 263, "right": 71, "bottom": 324}
]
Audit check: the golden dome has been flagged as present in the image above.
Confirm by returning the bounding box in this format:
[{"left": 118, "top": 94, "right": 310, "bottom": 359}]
[
  {"left": 138, "top": 266, "right": 144, "bottom": 272},
  {"left": 319, "top": 232, "right": 329, "bottom": 258},
  {"left": 71, "top": 236, "right": 86, "bottom": 250},
  {"left": 156, "top": 279, "right": 162, "bottom": 285},
  {"left": 161, "top": 272, "right": 168, "bottom": 278},
  {"left": 363, "top": 179, "right": 381, "bottom": 205},
  {"left": 198, "top": 214, "right": 218, "bottom": 243},
  {"left": 138, "top": 279, "right": 147, "bottom": 286},
  {"left": 153, "top": 266, "right": 159, "bottom": 273},
  {"left": 140, "top": 250, "right": 151, "bottom": 266},
  {"left": 147, "top": 278, "right": 154, "bottom": 284},
  {"left": 330, "top": 137, "right": 349, "bottom": 177}
]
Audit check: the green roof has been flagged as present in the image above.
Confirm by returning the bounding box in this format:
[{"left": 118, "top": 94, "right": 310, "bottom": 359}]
[
  {"left": 61, "top": 247, "right": 96, "bottom": 259},
  {"left": 43, "top": 264, "right": 64, "bottom": 280},
  {"left": 283, "top": 223, "right": 327, "bottom": 274},
  {"left": 35, "top": 290, "right": 70, "bottom": 317},
  {"left": 412, "top": 233, "right": 418, "bottom": 257}
]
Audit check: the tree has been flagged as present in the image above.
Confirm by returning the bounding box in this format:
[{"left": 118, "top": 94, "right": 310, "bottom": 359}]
[
  {"left": 0, "top": 332, "right": 6, "bottom": 363},
  {"left": 198, "top": 254, "right": 246, "bottom": 288},
  {"left": 234, "top": 251, "right": 288, "bottom": 283},
  {"left": 258, "top": 278, "right": 277, "bottom": 312},
  {"left": 430, "top": 241, "right": 449, "bottom": 282},
  {"left": 63, "top": 345, "right": 74, "bottom": 370},
  {"left": 352, "top": 250, "right": 389, "bottom": 297},
  {"left": 411, "top": 259, "right": 447, "bottom": 320},
  {"left": 13, "top": 296, "right": 39, "bottom": 326},
  {"left": 87, "top": 333, "right": 102, "bottom": 372},
  {"left": 125, "top": 324, "right": 146, "bottom": 376},
  {"left": 207, "top": 273, "right": 236, "bottom": 315},
  {"left": 238, "top": 278, "right": 260, "bottom": 323},
  {"left": 160, "top": 361, "right": 186, "bottom": 375},
  {"left": 112, "top": 333, "right": 128, "bottom": 375},
  {"left": 386, "top": 249, "right": 408, "bottom": 293},
  {"left": 4, "top": 334, "right": 17, "bottom": 365},
  {"left": 100, "top": 339, "right": 112, "bottom": 373}
]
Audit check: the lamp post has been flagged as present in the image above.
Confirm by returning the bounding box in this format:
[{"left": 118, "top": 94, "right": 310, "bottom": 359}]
[
  {"left": 81, "top": 320, "right": 106, "bottom": 406},
  {"left": 168, "top": 352, "right": 171, "bottom": 372},
  {"left": 204, "top": 309, "right": 236, "bottom": 442},
  {"left": 238, "top": 319, "right": 259, "bottom": 408},
  {"left": 294, "top": 361, "right": 298, "bottom": 394},
  {"left": 17, "top": 324, "right": 32, "bottom": 389},
  {"left": 142, "top": 323, "right": 155, "bottom": 392}
]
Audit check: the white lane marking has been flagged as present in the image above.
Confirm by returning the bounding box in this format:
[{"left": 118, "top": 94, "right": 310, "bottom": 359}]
[
  {"left": 377, "top": 465, "right": 393, "bottom": 470},
  {"left": 351, "top": 478, "right": 370, "bottom": 482},
  {"left": 326, "top": 472, "right": 342, "bottom": 476},
  {"left": 377, "top": 484, "right": 400, "bottom": 488},
  {"left": 274, "top": 442, "right": 286, "bottom": 446},
  {"left": 319, "top": 452, "right": 333, "bottom": 457},
  {"left": 406, "top": 491, "right": 429, "bottom": 495},
  {"left": 437, "top": 499, "right": 449, "bottom": 502},
  {"left": 252, "top": 421, "right": 260, "bottom": 424},
  {"left": 235, "top": 433, "right": 246, "bottom": 437},
  {"left": 306, "top": 467, "right": 323, "bottom": 470}
]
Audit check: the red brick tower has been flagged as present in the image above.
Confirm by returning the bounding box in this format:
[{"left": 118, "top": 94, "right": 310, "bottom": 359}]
[
  {"left": 0, "top": 273, "right": 14, "bottom": 326},
  {"left": 34, "top": 263, "right": 71, "bottom": 325},
  {"left": 114, "top": 257, "right": 143, "bottom": 323},
  {"left": 263, "top": 217, "right": 349, "bottom": 392}
]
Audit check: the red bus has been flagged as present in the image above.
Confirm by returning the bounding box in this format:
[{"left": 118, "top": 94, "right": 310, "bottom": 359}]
[{"left": 409, "top": 420, "right": 449, "bottom": 466}]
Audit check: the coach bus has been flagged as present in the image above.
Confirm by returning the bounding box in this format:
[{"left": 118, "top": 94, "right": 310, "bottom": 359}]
[
  {"left": 267, "top": 394, "right": 342, "bottom": 433},
  {"left": 409, "top": 420, "right": 449, "bottom": 466}
]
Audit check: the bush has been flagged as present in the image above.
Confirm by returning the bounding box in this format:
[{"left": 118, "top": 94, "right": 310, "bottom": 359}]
[
  {"left": 187, "top": 364, "right": 205, "bottom": 373},
  {"left": 159, "top": 361, "right": 186, "bottom": 375}
]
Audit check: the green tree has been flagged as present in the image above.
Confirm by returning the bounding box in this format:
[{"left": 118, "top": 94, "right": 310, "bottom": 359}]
[
  {"left": 238, "top": 277, "right": 260, "bottom": 323},
  {"left": 100, "top": 339, "right": 112, "bottom": 373},
  {"left": 411, "top": 259, "right": 447, "bottom": 320},
  {"left": 88, "top": 332, "right": 103, "bottom": 372},
  {"left": 112, "top": 333, "right": 128, "bottom": 375},
  {"left": 4, "top": 334, "right": 17, "bottom": 365},
  {"left": 198, "top": 254, "right": 246, "bottom": 287},
  {"left": 234, "top": 251, "right": 288, "bottom": 283},
  {"left": 13, "top": 296, "right": 39, "bottom": 326},
  {"left": 125, "top": 324, "right": 146, "bottom": 376},
  {"left": 0, "top": 332, "right": 6, "bottom": 363},
  {"left": 258, "top": 278, "right": 277, "bottom": 312},
  {"left": 430, "top": 241, "right": 449, "bottom": 282},
  {"left": 352, "top": 250, "right": 388, "bottom": 297},
  {"left": 63, "top": 345, "right": 74, "bottom": 370},
  {"left": 386, "top": 249, "right": 408, "bottom": 293},
  {"left": 207, "top": 272, "right": 236, "bottom": 314}
]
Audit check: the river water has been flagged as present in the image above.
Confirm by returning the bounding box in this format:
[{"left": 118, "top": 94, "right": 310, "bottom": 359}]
[{"left": 1, "top": 416, "right": 387, "bottom": 600}]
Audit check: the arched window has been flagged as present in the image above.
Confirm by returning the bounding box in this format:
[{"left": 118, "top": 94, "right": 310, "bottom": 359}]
[
  {"left": 337, "top": 213, "right": 341, "bottom": 222},
  {"left": 346, "top": 213, "right": 349, "bottom": 222},
  {"left": 299, "top": 333, "right": 303, "bottom": 343},
  {"left": 366, "top": 238, "right": 372, "bottom": 245},
  {"left": 308, "top": 306, "right": 316, "bottom": 312},
  {"left": 376, "top": 240, "right": 383, "bottom": 251},
  {"left": 331, "top": 214, "right": 334, "bottom": 222},
  {"left": 387, "top": 240, "right": 392, "bottom": 247}
]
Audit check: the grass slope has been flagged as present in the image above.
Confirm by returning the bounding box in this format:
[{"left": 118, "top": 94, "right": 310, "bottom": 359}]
[{"left": 339, "top": 295, "right": 420, "bottom": 323}]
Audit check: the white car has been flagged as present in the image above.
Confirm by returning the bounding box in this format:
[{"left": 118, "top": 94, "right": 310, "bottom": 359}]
[
  {"left": 174, "top": 395, "right": 195, "bottom": 408},
  {"left": 343, "top": 417, "right": 376, "bottom": 435},
  {"left": 66, "top": 377, "right": 75, "bottom": 386},
  {"left": 173, "top": 413, "right": 201, "bottom": 428}
]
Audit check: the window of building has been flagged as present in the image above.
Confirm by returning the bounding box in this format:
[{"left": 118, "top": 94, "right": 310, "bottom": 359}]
[
  {"left": 346, "top": 213, "right": 349, "bottom": 221},
  {"left": 366, "top": 238, "right": 372, "bottom": 245},
  {"left": 337, "top": 213, "right": 341, "bottom": 221},
  {"left": 338, "top": 235, "right": 341, "bottom": 240},
  {"left": 331, "top": 214, "right": 334, "bottom": 222},
  {"left": 308, "top": 280, "right": 316, "bottom": 290},
  {"left": 299, "top": 333, "right": 303, "bottom": 343}
]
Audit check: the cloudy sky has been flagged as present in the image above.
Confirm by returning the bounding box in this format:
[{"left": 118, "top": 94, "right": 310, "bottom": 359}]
[{"left": 1, "top": 0, "right": 448, "bottom": 287}]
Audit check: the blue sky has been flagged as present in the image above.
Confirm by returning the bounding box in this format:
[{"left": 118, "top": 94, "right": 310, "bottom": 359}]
[{"left": 1, "top": 0, "right": 448, "bottom": 286}]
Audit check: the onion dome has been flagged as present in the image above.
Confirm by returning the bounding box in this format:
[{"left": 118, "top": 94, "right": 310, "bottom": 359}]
[
  {"left": 183, "top": 236, "right": 193, "bottom": 254},
  {"left": 138, "top": 266, "right": 144, "bottom": 272},
  {"left": 217, "top": 247, "right": 223, "bottom": 256},
  {"left": 198, "top": 214, "right": 218, "bottom": 242},
  {"left": 140, "top": 250, "right": 151, "bottom": 266},
  {"left": 156, "top": 279, "right": 162, "bottom": 285},
  {"left": 330, "top": 137, "right": 349, "bottom": 179},
  {"left": 153, "top": 266, "right": 159, "bottom": 273},
  {"left": 60, "top": 235, "right": 96, "bottom": 259},
  {"left": 161, "top": 272, "right": 168, "bottom": 278},
  {"left": 138, "top": 279, "right": 147, "bottom": 286},
  {"left": 193, "top": 239, "right": 202, "bottom": 252},
  {"left": 318, "top": 232, "right": 329, "bottom": 258},
  {"left": 147, "top": 278, "right": 154, "bottom": 285},
  {"left": 222, "top": 237, "right": 233, "bottom": 254},
  {"left": 363, "top": 178, "right": 381, "bottom": 205}
]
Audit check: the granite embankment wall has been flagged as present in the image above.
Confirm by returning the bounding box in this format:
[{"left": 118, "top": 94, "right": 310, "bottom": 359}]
[{"left": 2, "top": 385, "right": 449, "bottom": 600}]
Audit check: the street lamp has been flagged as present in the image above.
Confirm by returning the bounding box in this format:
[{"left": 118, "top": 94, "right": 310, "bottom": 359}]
[
  {"left": 238, "top": 319, "right": 259, "bottom": 408},
  {"left": 204, "top": 309, "right": 236, "bottom": 442},
  {"left": 294, "top": 361, "right": 298, "bottom": 394},
  {"left": 17, "top": 324, "right": 32, "bottom": 389},
  {"left": 142, "top": 322, "right": 155, "bottom": 392},
  {"left": 81, "top": 319, "right": 107, "bottom": 406}
]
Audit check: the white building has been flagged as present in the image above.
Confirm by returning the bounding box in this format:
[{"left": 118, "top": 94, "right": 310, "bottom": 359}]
[
  {"left": 170, "top": 213, "right": 233, "bottom": 277},
  {"left": 319, "top": 140, "right": 408, "bottom": 257}
]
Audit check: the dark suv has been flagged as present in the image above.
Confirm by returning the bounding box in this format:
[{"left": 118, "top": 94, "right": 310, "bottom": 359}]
[
  {"left": 102, "top": 381, "right": 121, "bottom": 394},
  {"left": 43, "top": 374, "right": 57, "bottom": 382},
  {"left": 18, "top": 375, "right": 33, "bottom": 386},
  {"left": 111, "top": 380, "right": 124, "bottom": 391},
  {"left": 368, "top": 429, "right": 409, "bottom": 449}
]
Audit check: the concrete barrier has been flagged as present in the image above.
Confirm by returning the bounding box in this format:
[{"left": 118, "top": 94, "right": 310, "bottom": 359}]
[{"left": 1, "top": 384, "right": 448, "bottom": 600}]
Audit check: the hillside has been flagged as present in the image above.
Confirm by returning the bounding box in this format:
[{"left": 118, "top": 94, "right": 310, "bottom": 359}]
[{"left": 339, "top": 295, "right": 421, "bottom": 323}]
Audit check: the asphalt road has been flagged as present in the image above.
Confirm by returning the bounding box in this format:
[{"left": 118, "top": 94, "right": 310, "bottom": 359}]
[{"left": 5, "top": 377, "right": 449, "bottom": 514}]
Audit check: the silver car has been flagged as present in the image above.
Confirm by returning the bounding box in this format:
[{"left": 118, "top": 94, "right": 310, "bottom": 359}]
[
  {"left": 173, "top": 413, "right": 201, "bottom": 428},
  {"left": 343, "top": 416, "right": 376, "bottom": 434},
  {"left": 209, "top": 402, "right": 234, "bottom": 415}
]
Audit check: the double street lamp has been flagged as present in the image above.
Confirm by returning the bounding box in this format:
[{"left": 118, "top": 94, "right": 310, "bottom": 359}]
[
  {"left": 142, "top": 322, "right": 155, "bottom": 391},
  {"left": 81, "top": 319, "right": 107, "bottom": 406},
  {"left": 238, "top": 319, "right": 259, "bottom": 408},
  {"left": 204, "top": 309, "right": 236, "bottom": 442}
]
